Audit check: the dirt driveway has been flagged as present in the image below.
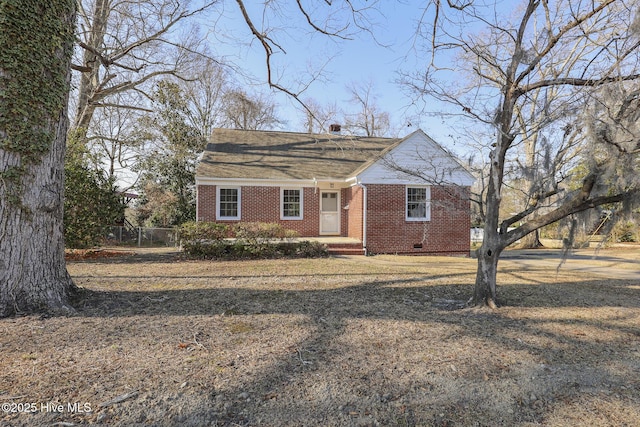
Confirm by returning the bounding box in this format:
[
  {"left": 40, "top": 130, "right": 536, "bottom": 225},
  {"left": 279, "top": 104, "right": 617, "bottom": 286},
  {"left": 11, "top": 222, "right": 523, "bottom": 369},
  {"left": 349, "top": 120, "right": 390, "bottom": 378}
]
[
  {"left": 499, "top": 246, "right": 640, "bottom": 281},
  {"left": 353, "top": 244, "right": 640, "bottom": 281}
]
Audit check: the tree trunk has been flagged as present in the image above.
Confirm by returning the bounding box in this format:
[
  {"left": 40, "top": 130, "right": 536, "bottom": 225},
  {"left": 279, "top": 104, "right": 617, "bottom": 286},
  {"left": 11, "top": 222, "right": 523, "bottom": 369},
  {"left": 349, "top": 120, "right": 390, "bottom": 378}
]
[
  {"left": 0, "top": 1, "right": 77, "bottom": 317},
  {"left": 472, "top": 242, "right": 501, "bottom": 307},
  {"left": 471, "top": 79, "right": 514, "bottom": 307},
  {"left": 74, "top": 0, "right": 110, "bottom": 132},
  {"left": 0, "top": 129, "right": 76, "bottom": 317}
]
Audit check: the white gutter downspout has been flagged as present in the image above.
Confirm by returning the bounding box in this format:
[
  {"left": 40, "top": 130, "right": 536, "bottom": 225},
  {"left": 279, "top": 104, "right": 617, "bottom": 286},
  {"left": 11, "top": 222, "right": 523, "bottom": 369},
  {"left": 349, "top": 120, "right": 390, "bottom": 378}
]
[
  {"left": 356, "top": 180, "right": 368, "bottom": 256},
  {"left": 195, "top": 189, "right": 200, "bottom": 222}
]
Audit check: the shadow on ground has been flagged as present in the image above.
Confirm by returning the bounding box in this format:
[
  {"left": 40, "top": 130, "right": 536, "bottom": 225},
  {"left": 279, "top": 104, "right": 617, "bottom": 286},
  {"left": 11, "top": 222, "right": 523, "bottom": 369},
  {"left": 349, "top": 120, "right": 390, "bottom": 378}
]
[
  {"left": 65, "top": 256, "right": 639, "bottom": 425},
  {"left": 3, "top": 250, "right": 639, "bottom": 426}
]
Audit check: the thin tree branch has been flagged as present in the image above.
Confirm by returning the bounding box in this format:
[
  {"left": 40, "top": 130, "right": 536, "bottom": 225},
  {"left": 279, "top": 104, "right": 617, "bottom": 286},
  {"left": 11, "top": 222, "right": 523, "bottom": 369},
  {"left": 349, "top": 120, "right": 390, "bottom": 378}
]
[{"left": 295, "top": 0, "right": 350, "bottom": 39}]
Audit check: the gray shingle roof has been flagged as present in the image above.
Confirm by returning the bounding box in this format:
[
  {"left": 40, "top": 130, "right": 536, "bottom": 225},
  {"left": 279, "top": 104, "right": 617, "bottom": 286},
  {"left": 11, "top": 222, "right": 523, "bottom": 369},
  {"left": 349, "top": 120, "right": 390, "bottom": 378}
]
[{"left": 196, "top": 128, "right": 401, "bottom": 180}]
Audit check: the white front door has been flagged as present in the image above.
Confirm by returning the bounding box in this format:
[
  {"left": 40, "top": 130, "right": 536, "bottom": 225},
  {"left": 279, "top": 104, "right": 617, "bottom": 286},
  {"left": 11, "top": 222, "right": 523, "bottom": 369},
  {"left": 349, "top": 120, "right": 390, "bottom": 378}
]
[{"left": 320, "top": 191, "right": 340, "bottom": 235}]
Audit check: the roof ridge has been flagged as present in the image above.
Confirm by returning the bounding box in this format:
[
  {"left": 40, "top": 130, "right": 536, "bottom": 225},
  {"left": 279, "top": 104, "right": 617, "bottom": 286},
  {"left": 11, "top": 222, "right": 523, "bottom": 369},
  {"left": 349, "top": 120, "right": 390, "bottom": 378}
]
[{"left": 211, "top": 127, "right": 399, "bottom": 140}]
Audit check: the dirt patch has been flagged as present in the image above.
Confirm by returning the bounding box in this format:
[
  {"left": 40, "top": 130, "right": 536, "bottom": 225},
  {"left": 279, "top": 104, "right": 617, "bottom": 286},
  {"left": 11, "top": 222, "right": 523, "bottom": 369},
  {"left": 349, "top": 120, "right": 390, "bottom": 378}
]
[
  {"left": 1, "top": 248, "right": 639, "bottom": 426},
  {"left": 65, "top": 247, "right": 182, "bottom": 263},
  {"left": 65, "top": 248, "right": 137, "bottom": 261}
]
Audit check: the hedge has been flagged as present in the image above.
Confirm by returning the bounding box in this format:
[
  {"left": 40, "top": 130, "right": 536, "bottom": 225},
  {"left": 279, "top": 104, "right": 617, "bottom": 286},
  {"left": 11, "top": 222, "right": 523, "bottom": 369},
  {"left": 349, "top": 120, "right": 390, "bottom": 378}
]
[{"left": 178, "top": 222, "right": 328, "bottom": 259}]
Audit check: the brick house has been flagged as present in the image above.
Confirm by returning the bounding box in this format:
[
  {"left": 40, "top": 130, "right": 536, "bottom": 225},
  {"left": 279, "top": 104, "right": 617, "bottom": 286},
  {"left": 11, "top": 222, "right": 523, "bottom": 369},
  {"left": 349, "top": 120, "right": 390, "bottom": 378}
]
[{"left": 196, "top": 127, "right": 475, "bottom": 255}]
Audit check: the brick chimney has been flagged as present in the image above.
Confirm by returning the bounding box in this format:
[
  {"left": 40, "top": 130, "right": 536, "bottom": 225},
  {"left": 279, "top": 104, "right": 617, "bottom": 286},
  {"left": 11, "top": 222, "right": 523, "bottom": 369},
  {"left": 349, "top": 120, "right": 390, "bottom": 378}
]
[{"left": 329, "top": 124, "right": 341, "bottom": 134}]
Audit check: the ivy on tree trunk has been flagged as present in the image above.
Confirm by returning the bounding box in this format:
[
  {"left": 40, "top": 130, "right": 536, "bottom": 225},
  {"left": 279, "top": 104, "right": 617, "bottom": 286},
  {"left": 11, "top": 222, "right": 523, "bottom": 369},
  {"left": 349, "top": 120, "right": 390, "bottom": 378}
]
[{"left": 0, "top": 0, "right": 77, "bottom": 317}]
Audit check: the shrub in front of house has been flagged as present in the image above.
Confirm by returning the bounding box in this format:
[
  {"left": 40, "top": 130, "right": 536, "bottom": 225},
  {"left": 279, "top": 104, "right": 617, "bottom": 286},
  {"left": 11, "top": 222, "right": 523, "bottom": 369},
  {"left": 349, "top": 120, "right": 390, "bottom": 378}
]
[
  {"left": 178, "top": 221, "right": 328, "bottom": 259},
  {"left": 233, "top": 222, "right": 299, "bottom": 257},
  {"left": 178, "top": 222, "right": 231, "bottom": 242},
  {"left": 234, "top": 222, "right": 298, "bottom": 240},
  {"left": 286, "top": 240, "right": 329, "bottom": 258},
  {"left": 181, "top": 240, "right": 229, "bottom": 258}
]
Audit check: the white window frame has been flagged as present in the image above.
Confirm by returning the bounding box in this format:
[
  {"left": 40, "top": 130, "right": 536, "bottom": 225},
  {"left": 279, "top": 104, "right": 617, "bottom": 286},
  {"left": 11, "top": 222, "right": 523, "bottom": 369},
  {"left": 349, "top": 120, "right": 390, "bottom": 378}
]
[
  {"left": 406, "top": 186, "right": 431, "bottom": 221},
  {"left": 216, "top": 186, "right": 241, "bottom": 220},
  {"left": 281, "top": 188, "right": 303, "bottom": 220}
]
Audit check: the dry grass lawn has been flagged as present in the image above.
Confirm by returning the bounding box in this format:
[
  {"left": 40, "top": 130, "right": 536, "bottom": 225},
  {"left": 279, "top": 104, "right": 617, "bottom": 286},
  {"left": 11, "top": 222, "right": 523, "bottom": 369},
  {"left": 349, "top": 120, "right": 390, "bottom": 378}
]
[{"left": 1, "top": 247, "right": 639, "bottom": 426}]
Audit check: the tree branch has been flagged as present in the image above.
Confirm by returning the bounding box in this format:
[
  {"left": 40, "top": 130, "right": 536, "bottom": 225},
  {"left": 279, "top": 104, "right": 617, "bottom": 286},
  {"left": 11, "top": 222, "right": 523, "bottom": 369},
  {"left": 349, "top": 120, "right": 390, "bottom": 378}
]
[
  {"left": 499, "top": 188, "right": 561, "bottom": 233},
  {"left": 295, "top": 0, "right": 350, "bottom": 39},
  {"left": 91, "top": 103, "right": 153, "bottom": 113},
  {"left": 523, "top": 73, "right": 640, "bottom": 93},
  {"left": 503, "top": 176, "right": 638, "bottom": 246},
  {"left": 71, "top": 63, "right": 93, "bottom": 73}
]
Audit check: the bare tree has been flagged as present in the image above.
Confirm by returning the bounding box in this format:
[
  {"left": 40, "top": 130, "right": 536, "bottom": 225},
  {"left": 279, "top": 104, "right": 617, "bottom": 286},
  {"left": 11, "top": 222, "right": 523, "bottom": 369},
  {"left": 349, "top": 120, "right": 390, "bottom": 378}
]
[
  {"left": 87, "top": 99, "right": 143, "bottom": 183},
  {"left": 299, "top": 97, "right": 341, "bottom": 134},
  {"left": 222, "top": 89, "right": 282, "bottom": 130},
  {"left": 296, "top": 80, "right": 390, "bottom": 136},
  {"left": 182, "top": 58, "right": 230, "bottom": 139},
  {"left": 408, "top": 0, "right": 640, "bottom": 306},
  {"left": 72, "top": 0, "right": 217, "bottom": 134},
  {"left": 89, "top": 57, "right": 230, "bottom": 188},
  {"left": 343, "top": 80, "right": 390, "bottom": 137},
  {"left": 511, "top": 85, "right": 583, "bottom": 248}
]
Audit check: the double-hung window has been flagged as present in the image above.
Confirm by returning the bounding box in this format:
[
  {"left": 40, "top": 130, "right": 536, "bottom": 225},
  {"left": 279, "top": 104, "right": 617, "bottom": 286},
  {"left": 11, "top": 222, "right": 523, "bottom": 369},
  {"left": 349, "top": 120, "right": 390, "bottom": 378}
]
[
  {"left": 406, "top": 186, "right": 431, "bottom": 221},
  {"left": 217, "top": 187, "right": 240, "bottom": 220},
  {"left": 281, "top": 188, "right": 303, "bottom": 219}
]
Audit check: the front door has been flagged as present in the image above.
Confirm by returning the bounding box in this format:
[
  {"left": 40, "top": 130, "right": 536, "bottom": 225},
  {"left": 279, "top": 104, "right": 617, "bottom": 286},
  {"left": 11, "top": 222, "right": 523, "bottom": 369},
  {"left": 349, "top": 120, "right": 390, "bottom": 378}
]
[{"left": 320, "top": 191, "right": 340, "bottom": 235}]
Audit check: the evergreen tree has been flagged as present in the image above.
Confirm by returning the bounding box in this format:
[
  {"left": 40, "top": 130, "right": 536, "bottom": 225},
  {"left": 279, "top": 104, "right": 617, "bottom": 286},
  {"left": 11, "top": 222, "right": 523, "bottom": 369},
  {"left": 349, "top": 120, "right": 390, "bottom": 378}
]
[
  {"left": 64, "top": 132, "right": 124, "bottom": 248},
  {"left": 135, "top": 81, "right": 207, "bottom": 226}
]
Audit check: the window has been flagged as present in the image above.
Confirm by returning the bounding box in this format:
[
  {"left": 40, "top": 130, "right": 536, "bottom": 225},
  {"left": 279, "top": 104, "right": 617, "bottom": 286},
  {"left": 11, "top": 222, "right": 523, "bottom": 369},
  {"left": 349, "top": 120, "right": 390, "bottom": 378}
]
[
  {"left": 217, "top": 187, "right": 240, "bottom": 220},
  {"left": 406, "top": 186, "right": 431, "bottom": 221},
  {"left": 281, "top": 188, "right": 303, "bottom": 219}
]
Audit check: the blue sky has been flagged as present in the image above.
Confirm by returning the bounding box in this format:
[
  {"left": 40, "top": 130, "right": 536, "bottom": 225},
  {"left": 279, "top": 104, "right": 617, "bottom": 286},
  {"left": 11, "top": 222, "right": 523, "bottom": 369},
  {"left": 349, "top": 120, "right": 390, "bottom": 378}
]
[{"left": 202, "top": 1, "right": 458, "bottom": 145}]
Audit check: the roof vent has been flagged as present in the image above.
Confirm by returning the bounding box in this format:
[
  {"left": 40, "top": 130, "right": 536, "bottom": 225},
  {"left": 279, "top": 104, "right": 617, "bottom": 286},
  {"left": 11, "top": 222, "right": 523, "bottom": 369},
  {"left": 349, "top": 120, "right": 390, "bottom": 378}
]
[{"left": 329, "top": 124, "right": 341, "bottom": 134}]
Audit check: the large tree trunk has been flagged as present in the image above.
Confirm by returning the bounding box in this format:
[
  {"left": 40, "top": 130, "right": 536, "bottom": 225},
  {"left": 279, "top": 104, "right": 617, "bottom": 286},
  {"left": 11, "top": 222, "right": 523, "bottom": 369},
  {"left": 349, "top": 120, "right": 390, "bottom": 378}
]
[
  {"left": 473, "top": 240, "right": 502, "bottom": 307},
  {"left": 0, "top": 1, "right": 77, "bottom": 317},
  {"left": 0, "top": 124, "right": 76, "bottom": 317},
  {"left": 473, "top": 182, "right": 505, "bottom": 307}
]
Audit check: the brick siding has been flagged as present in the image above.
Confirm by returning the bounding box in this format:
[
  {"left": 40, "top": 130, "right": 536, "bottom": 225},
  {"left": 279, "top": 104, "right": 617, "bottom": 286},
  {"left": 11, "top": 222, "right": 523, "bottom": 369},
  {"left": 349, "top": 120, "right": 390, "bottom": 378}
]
[
  {"left": 345, "top": 186, "right": 364, "bottom": 241},
  {"left": 197, "top": 183, "right": 470, "bottom": 255},
  {"left": 196, "top": 185, "right": 319, "bottom": 236},
  {"left": 196, "top": 185, "right": 216, "bottom": 222},
  {"left": 365, "top": 184, "right": 470, "bottom": 255}
]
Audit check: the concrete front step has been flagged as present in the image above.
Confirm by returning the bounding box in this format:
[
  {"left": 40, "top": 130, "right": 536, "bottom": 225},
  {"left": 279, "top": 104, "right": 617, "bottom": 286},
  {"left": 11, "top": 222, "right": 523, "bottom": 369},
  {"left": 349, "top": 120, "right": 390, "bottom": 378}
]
[
  {"left": 326, "top": 243, "right": 365, "bottom": 256},
  {"left": 296, "top": 237, "right": 364, "bottom": 255},
  {"left": 327, "top": 248, "right": 366, "bottom": 256}
]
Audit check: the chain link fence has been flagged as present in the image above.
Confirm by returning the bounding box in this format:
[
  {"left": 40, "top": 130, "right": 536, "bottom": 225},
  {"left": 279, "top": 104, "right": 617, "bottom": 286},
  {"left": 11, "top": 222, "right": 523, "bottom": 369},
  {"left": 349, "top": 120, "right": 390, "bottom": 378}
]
[{"left": 104, "top": 226, "right": 178, "bottom": 247}]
